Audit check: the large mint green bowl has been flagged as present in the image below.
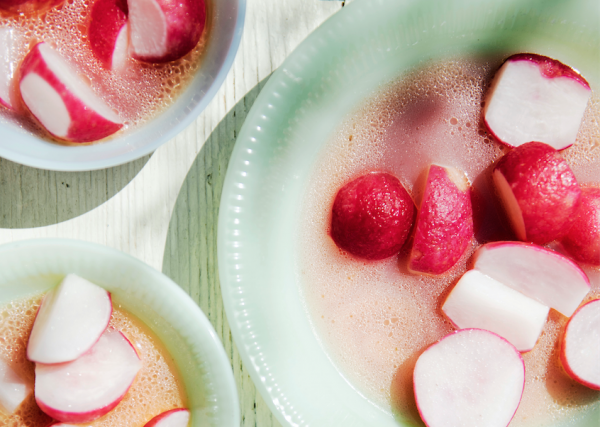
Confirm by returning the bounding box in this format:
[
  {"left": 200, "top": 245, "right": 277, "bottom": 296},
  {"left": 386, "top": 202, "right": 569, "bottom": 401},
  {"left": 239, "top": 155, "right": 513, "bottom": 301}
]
[
  {"left": 0, "top": 239, "right": 239, "bottom": 427},
  {"left": 218, "top": 0, "right": 600, "bottom": 426}
]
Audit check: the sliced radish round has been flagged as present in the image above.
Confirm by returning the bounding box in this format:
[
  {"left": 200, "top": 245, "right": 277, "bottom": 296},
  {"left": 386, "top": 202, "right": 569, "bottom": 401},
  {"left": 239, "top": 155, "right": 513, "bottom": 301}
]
[
  {"left": 35, "top": 329, "right": 142, "bottom": 423},
  {"left": 144, "top": 408, "right": 190, "bottom": 427},
  {"left": 0, "top": 27, "right": 21, "bottom": 111},
  {"left": 0, "top": 357, "right": 32, "bottom": 414},
  {"left": 128, "top": 0, "right": 206, "bottom": 63},
  {"left": 560, "top": 299, "right": 600, "bottom": 390},
  {"left": 409, "top": 164, "right": 473, "bottom": 275},
  {"left": 19, "top": 42, "right": 123, "bottom": 143},
  {"left": 89, "top": 0, "right": 130, "bottom": 71},
  {"left": 414, "top": 329, "right": 524, "bottom": 427},
  {"left": 442, "top": 270, "right": 549, "bottom": 352},
  {"left": 484, "top": 53, "right": 591, "bottom": 150},
  {"left": 27, "top": 274, "right": 112, "bottom": 364},
  {"left": 473, "top": 242, "right": 590, "bottom": 317}
]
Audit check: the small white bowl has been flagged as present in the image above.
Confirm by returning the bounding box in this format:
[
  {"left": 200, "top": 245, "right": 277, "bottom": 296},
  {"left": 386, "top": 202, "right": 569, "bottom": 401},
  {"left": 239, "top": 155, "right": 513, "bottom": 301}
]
[
  {"left": 0, "top": 0, "right": 245, "bottom": 171},
  {"left": 0, "top": 238, "right": 240, "bottom": 427}
]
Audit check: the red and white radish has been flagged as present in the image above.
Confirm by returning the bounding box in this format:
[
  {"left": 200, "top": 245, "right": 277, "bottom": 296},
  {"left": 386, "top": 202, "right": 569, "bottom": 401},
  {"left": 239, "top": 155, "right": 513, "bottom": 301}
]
[
  {"left": 484, "top": 53, "right": 591, "bottom": 150},
  {"left": 560, "top": 187, "right": 600, "bottom": 266},
  {"left": 0, "top": 358, "right": 32, "bottom": 414},
  {"left": 493, "top": 141, "right": 581, "bottom": 245},
  {"left": 89, "top": 0, "right": 130, "bottom": 72},
  {"left": 27, "top": 274, "right": 112, "bottom": 364},
  {"left": 331, "top": 172, "right": 415, "bottom": 260},
  {"left": 144, "top": 408, "right": 190, "bottom": 427},
  {"left": 128, "top": 0, "right": 206, "bottom": 63},
  {"left": 19, "top": 42, "right": 123, "bottom": 143},
  {"left": 560, "top": 299, "right": 600, "bottom": 390},
  {"left": 442, "top": 270, "right": 549, "bottom": 352},
  {"left": 0, "top": 27, "right": 21, "bottom": 111},
  {"left": 473, "top": 242, "right": 590, "bottom": 317},
  {"left": 409, "top": 165, "right": 473, "bottom": 275},
  {"left": 35, "top": 329, "right": 142, "bottom": 423},
  {"left": 413, "top": 329, "right": 524, "bottom": 427}
]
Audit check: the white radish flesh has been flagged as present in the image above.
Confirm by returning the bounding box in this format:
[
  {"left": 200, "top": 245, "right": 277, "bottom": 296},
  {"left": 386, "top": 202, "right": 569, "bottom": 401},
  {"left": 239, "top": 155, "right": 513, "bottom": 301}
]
[
  {"left": 35, "top": 329, "right": 141, "bottom": 423},
  {"left": 484, "top": 54, "right": 591, "bottom": 150},
  {"left": 473, "top": 242, "right": 590, "bottom": 317},
  {"left": 414, "top": 329, "right": 525, "bottom": 427},
  {"left": 0, "top": 358, "right": 32, "bottom": 414},
  {"left": 0, "top": 27, "right": 20, "bottom": 110},
  {"left": 442, "top": 270, "right": 549, "bottom": 352},
  {"left": 27, "top": 274, "right": 112, "bottom": 364},
  {"left": 560, "top": 299, "right": 600, "bottom": 390}
]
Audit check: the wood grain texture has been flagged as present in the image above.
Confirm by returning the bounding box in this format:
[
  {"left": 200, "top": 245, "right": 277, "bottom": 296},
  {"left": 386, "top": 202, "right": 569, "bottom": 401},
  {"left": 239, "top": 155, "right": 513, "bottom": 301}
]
[{"left": 0, "top": 1, "right": 343, "bottom": 425}]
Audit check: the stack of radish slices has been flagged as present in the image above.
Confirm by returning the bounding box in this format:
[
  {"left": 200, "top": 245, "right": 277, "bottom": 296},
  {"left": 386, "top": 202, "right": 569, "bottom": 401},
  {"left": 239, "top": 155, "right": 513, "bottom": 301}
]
[{"left": 0, "top": 274, "right": 191, "bottom": 426}]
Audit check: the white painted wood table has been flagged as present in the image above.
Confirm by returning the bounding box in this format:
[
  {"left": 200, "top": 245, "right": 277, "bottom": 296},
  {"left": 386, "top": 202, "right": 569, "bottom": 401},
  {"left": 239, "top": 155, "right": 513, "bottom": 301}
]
[{"left": 0, "top": 0, "right": 351, "bottom": 425}]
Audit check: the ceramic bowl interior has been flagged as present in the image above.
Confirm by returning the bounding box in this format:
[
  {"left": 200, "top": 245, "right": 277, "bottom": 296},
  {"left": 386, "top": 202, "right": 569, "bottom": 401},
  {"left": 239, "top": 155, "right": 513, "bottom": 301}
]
[
  {"left": 0, "top": 239, "right": 239, "bottom": 427},
  {"left": 0, "top": 0, "right": 245, "bottom": 171},
  {"left": 218, "top": 0, "right": 600, "bottom": 426}
]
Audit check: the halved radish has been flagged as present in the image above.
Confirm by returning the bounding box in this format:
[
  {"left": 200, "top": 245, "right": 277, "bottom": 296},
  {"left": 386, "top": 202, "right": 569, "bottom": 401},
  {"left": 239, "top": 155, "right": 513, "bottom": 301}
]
[
  {"left": 560, "top": 299, "right": 600, "bottom": 390},
  {"left": 19, "top": 42, "right": 123, "bottom": 143},
  {"left": 89, "top": 0, "right": 130, "bottom": 72},
  {"left": 493, "top": 141, "right": 581, "bottom": 245},
  {"left": 27, "top": 274, "right": 112, "bottom": 364},
  {"left": 442, "top": 270, "right": 549, "bottom": 352},
  {"left": 560, "top": 187, "right": 600, "bottom": 266},
  {"left": 408, "top": 165, "right": 473, "bottom": 275},
  {"left": 0, "top": 358, "right": 32, "bottom": 414},
  {"left": 128, "top": 0, "right": 206, "bottom": 63},
  {"left": 35, "top": 329, "right": 142, "bottom": 423},
  {"left": 413, "top": 329, "right": 525, "bottom": 427},
  {"left": 144, "top": 408, "right": 190, "bottom": 427},
  {"left": 473, "top": 242, "right": 590, "bottom": 317},
  {"left": 484, "top": 53, "right": 591, "bottom": 150},
  {"left": 0, "top": 27, "right": 21, "bottom": 111}
]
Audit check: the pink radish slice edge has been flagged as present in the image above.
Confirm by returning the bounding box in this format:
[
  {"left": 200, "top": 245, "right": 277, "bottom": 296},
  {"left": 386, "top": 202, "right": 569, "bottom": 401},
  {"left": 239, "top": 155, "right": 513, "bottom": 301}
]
[
  {"left": 144, "top": 408, "right": 190, "bottom": 427},
  {"left": 35, "top": 330, "right": 141, "bottom": 423},
  {"left": 413, "top": 329, "right": 524, "bottom": 427},
  {"left": 560, "top": 299, "right": 600, "bottom": 390}
]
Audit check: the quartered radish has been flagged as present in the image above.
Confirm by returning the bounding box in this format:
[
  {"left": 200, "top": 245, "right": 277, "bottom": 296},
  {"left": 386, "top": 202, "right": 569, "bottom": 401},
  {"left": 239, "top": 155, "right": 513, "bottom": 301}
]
[
  {"left": 331, "top": 172, "right": 415, "bottom": 260},
  {"left": 473, "top": 242, "right": 590, "bottom": 317},
  {"left": 0, "top": 358, "right": 32, "bottom": 414},
  {"left": 19, "top": 42, "right": 123, "bottom": 143},
  {"left": 413, "top": 329, "right": 524, "bottom": 427},
  {"left": 442, "top": 270, "right": 549, "bottom": 352},
  {"left": 560, "top": 299, "right": 600, "bottom": 390},
  {"left": 35, "top": 329, "right": 142, "bottom": 423},
  {"left": 27, "top": 274, "right": 112, "bottom": 364},
  {"left": 0, "top": 27, "right": 21, "bottom": 111},
  {"left": 493, "top": 142, "right": 581, "bottom": 245},
  {"left": 409, "top": 165, "right": 473, "bottom": 275},
  {"left": 560, "top": 187, "right": 600, "bottom": 266},
  {"left": 144, "top": 408, "right": 190, "bottom": 427},
  {"left": 484, "top": 53, "right": 591, "bottom": 150},
  {"left": 128, "top": 0, "right": 206, "bottom": 63},
  {"left": 89, "top": 0, "right": 130, "bottom": 72}
]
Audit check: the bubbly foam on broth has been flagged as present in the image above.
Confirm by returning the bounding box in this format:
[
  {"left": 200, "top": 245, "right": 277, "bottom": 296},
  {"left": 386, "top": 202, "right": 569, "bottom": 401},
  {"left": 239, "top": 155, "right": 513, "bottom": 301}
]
[
  {"left": 0, "top": 0, "right": 207, "bottom": 140},
  {"left": 0, "top": 294, "right": 186, "bottom": 427},
  {"left": 298, "top": 58, "right": 600, "bottom": 426}
]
